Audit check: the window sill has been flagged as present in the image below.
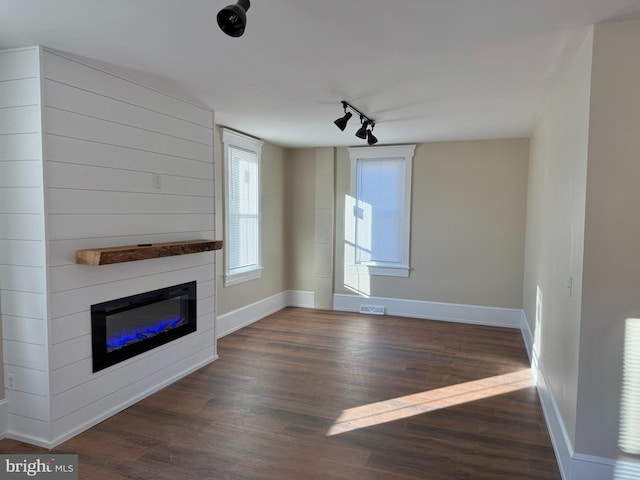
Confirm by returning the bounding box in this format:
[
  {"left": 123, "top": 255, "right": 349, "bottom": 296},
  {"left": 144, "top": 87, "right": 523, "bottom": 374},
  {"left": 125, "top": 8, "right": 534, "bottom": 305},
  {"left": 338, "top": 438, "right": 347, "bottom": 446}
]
[
  {"left": 224, "top": 267, "right": 263, "bottom": 287},
  {"left": 348, "top": 264, "right": 410, "bottom": 278}
]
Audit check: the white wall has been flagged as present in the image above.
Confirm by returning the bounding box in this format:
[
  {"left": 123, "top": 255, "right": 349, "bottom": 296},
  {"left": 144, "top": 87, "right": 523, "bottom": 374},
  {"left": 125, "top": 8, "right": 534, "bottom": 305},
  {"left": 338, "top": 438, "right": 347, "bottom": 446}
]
[
  {"left": 313, "top": 147, "right": 334, "bottom": 310},
  {"left": 0, "top": 46, "right": 218, "bottom": 446},
  {"left": 525, "top": 19, "right": 640, "bottom": 478},
  {"left": 334, "top": 139, "right": 529, "bottom": 310},
  {"left": 287, "top": 149, "right": 316, "bottom": 293},
  {"left": 577, "top": 17, "right": 640, "bottom": 463},
  {"left": 523, "top": 28, "right": 592, "bottom": 463},
  {"left": 0, "top": 46, "right": 50, "bottom": 441}
]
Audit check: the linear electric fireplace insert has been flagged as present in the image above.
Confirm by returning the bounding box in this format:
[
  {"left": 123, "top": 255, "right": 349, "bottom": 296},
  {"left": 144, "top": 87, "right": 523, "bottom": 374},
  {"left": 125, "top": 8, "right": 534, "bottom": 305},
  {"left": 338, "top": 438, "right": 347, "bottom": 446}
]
[{"left": 91, "top": 281, "right": 196, "bottom": 372}]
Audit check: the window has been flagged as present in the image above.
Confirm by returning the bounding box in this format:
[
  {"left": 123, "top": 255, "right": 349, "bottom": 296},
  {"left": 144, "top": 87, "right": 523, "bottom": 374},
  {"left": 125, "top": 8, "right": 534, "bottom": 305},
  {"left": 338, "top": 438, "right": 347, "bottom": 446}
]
[
  {"left": 222, "top": 128, "right": 264, "bottom": 286},
  {"left": 348, "top": 145, "right": 415, "bottom": 277}
]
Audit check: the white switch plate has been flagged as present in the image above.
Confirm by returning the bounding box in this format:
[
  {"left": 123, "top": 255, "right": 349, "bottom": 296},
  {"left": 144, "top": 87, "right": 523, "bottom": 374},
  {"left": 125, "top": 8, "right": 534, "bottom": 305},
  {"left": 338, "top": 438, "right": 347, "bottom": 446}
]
[{"left": 152, "top": 172, "right": 162, "bottom": 189}]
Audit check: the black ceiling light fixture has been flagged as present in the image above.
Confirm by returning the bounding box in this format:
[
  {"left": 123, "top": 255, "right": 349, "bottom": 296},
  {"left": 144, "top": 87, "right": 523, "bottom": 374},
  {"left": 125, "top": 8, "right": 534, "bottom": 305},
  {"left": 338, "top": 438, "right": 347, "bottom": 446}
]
[
  {"left": 334, "top": 104, "right": 353, "bottom": 131},
  {"left": 334, "top": 101, "right": 379, "bottom": 145},
  {"left": 366, "top": 125, "right": 378, "bottom": 146},
  {"left": 355, "top": 119, "right": 370, "bottom": 139},
  {"left": 217, "top": 0, "right": 251, "bottom": 37}
]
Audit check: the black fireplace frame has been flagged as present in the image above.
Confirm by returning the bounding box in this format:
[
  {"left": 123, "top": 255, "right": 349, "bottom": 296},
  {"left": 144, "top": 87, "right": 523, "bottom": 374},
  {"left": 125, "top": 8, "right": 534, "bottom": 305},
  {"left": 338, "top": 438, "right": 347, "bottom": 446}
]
[{"left": 91, "top": 281, "right": 197, "bottom": 373}]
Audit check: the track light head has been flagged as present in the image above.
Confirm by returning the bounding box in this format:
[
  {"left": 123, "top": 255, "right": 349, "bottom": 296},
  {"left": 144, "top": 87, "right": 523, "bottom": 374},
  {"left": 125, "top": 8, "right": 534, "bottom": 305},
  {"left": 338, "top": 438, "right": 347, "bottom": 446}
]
[
  {"left": 217, "top": 0, "right": 251, "bottom": 37},
  {"left": 355, "top": 119, "right": 370, "bottom": 139},
  {"left": 334, "top": 111, "right": 352, "bottom": 131},
  {"left": 367, "top": 127, "right": 378, "bottom": 146}
]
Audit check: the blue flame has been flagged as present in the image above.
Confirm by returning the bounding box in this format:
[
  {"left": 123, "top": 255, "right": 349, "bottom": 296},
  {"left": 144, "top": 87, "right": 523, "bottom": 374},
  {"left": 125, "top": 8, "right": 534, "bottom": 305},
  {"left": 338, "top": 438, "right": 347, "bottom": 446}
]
[{"left": 107, "top": 315, "right": 184, "bottom": 352}]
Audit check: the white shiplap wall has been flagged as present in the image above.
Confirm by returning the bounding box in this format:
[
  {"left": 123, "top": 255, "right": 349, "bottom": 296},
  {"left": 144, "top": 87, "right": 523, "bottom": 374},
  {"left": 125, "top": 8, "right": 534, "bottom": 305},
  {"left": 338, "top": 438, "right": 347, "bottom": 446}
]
[
  {"left": 0, "top": 46, "right": 217, "bottom": 446},
  {"left": 42, "top": 49, "right": 217, "bottom": 446},
  {"left": 0, "top": 47, "right": 50, "bottom": 443}
]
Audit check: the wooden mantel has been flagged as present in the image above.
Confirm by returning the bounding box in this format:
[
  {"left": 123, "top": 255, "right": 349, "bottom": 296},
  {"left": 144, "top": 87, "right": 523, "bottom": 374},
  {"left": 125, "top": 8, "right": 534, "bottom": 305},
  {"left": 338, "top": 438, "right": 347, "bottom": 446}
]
[{"left": 76, "top": 240, "right": 223, "bottom": 266}]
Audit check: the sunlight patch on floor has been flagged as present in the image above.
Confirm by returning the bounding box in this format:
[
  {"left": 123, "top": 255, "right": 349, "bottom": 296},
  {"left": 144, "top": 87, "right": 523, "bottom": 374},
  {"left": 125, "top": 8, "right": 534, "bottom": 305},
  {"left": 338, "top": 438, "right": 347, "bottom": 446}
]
[{"left": 327, "top": 368, "right": 533, "bottom": 436}]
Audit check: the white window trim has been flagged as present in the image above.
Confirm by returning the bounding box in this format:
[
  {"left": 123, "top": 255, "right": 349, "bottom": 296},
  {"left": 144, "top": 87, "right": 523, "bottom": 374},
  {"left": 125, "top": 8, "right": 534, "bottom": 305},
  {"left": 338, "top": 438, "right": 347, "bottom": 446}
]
[
  {"left": 222, "top": 127, "right": 264, "bottom": 287},
  {"left": 351, "top": 264, "right": 410, "bottom": 277},
  {"left": 347, "top": 144, "right": 415, "bottom": 278},
  {"left": 224, "top": 265, "right": 264, "bottom": 287}
]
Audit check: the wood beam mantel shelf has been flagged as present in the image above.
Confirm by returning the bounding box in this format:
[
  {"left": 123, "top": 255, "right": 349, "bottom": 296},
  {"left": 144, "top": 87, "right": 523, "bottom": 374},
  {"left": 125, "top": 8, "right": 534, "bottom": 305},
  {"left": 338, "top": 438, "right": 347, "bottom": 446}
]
[{"left": 76, "top": 240, "right": 223, "bottom": 266}]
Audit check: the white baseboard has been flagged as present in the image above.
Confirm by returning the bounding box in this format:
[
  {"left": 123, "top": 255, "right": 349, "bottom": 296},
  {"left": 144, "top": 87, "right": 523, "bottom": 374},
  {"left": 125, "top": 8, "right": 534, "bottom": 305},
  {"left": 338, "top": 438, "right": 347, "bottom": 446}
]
[
  {"left": 0, "top": 399, "right": 7, "bottom": 439},
  {"left": 612, "top": 458, "right": 640, "bottom": 480},
  {"left": 520, "top": 310, "right": 535, "bottom": 362},
  {"left": 569, "top": 454, "right": 640, "bottom": 480},
  {"left": 287, "top": 290, "right": 315, "bottom": 309},
  {"left": 520, "top": 313, "right": 573, "bottom": 479},
  {"left": 218, "top": 291, "right": 520, "bottom": 338},
  {"left": 3, "top": 354, "right": 217, "bottom": 449},
  {"left": 570, "top": 454, "right": 615, "bottom": 480},
  {"left": 520, "top": 313, "right": 640, "bottom": 480},
  {"left": 333, "top": 293, "right": 523, "bottom": 328},
  {"left": 4, "top": 427, "right": 50, "bottom": 449},
  {"left": 217, "top": 291, "right": 315, "bottom": 338},
  {"left": 217, "top": 291, "right": 289, "bottom": 338},
  {"left": 61, "top": 356, "right": 216, "bottom": 448}
]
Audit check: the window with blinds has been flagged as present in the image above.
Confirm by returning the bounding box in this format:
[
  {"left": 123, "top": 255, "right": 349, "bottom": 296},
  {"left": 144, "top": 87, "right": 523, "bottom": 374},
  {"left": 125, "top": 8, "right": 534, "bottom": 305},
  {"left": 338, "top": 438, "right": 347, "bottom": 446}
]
[
  {"left": 222, "top": 128, "right": 264, "bottom": 286},
  {"left": 348, "top": 145, "right": 415, "bottom": 277},
  {"left": 355, "top": 156, "right": 406, "bottom": 265}
]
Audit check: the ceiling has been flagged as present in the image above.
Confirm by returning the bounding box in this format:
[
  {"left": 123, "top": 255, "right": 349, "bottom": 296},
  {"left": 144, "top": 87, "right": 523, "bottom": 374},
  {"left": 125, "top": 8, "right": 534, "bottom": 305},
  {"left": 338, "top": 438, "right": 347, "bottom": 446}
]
[{"left": 2, "top": 0, "right": 640, "bottom": 148}]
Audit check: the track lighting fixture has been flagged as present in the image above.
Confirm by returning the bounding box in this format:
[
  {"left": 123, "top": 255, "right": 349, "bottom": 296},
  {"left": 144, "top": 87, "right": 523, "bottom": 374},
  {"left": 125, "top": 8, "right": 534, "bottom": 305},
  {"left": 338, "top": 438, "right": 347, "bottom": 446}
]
[
  {"left": 334, "top": 101, "right": 379, "bottom": 145},
  {"left": 367, "top": 127, "right": 378, "bottom": 146},
  {"left": 217, "top": 0, "right": 251, "bottom": 37},
  {"left": 355, "top": 119, "right": 370, "bottom": 139},
  {"left": 334, "top": 107, "right": 353, "bottom": 131}
]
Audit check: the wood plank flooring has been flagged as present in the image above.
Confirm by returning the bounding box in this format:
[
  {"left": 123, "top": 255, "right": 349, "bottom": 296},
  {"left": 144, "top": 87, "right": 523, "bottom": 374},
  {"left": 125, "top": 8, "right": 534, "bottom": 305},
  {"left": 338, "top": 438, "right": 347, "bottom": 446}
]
[{"left": 0, "top": 308, "right": 561, "bottom": 479}]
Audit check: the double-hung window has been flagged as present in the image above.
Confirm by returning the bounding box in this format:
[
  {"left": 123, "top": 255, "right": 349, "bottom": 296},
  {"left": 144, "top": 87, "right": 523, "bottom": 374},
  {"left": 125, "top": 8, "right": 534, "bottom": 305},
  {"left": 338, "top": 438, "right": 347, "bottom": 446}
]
[
  {"left": 222, "top": 128, "right": 264, "bottom": 286},
  {"left": 347, "top": 145, "right": 415, "bottom": 277}
]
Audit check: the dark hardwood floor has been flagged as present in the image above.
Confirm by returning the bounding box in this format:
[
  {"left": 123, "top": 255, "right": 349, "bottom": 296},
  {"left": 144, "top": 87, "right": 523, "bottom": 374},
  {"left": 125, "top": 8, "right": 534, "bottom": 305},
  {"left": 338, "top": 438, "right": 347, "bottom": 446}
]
[{"left": 0, "top": 308, "right": 561, "bottom": 479}]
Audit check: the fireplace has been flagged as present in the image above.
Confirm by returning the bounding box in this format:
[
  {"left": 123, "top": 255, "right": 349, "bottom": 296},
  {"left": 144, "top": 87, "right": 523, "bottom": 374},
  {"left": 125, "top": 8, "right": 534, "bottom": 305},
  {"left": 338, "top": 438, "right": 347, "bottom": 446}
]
[{"left": 91, "top": 281, "right": 197, "bottom": 372}]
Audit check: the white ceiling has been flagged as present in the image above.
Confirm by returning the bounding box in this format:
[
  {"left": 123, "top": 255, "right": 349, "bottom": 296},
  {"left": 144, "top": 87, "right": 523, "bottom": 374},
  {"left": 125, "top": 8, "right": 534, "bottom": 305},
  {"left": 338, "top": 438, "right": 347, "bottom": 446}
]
[{"left": 2, "top": 0, "right": 640, "bottom": 148}]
